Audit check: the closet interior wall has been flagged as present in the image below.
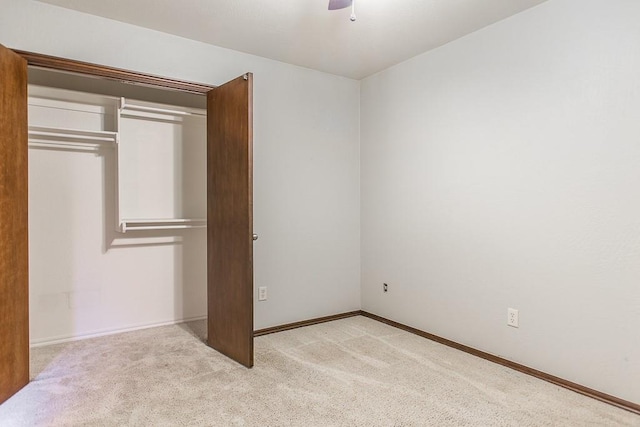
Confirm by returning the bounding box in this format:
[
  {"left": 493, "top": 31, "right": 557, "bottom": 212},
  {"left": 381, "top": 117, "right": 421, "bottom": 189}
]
[{"left": 28, "top": 68, "right": 209, "bottom": 345}]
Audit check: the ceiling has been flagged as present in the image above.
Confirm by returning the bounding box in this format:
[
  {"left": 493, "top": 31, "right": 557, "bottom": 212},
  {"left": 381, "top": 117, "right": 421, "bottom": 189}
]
[{"left": 38, "top": 0, "right": 547, "bottom": 79}]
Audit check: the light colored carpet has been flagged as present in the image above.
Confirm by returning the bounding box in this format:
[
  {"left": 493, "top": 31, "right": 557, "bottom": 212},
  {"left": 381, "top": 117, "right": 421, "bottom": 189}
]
[{"left": 0, "top": 316, "right": 637, "bottom": 426}]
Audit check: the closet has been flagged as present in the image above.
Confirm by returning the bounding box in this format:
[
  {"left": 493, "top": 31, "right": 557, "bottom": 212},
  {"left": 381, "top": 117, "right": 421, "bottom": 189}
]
[
  {"left": 28, "top": 73, "right": 208, "bottom": 233},
  {"left": 27, "top": 76, "right": 209, "bottom": 348},
  {"left": 0, "top": 45, "right": 254, "bottom": 405}
]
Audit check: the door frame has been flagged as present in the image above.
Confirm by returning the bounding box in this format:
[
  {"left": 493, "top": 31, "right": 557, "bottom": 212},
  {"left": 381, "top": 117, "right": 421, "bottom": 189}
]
[
  {"left": 15, "top": 50, "right": 216, "bottom": 94},
  {"left": 11, "top": 49, "right": 254, "bottom": 366}
]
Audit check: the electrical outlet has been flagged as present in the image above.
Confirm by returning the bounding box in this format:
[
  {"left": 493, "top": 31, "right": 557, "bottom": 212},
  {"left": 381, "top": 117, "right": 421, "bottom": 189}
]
[
  {"left": 507, "top": 308, "right": 519, "bottom": 328},
  {"left": 258, "top": 286, "right": 267, "bottom": 301},
  {"left": 383, "top": 283, "right": 388, "bottom": 293}
]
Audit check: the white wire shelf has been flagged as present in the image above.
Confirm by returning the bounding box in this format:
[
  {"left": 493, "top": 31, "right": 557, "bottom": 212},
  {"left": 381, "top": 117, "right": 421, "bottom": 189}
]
[
  {"left": 119, "top": 99, "right": 206, "bottom": 118},
  {"left": 28, "top": 126, "right": 117, "bottom": 150},
  {"left": 119, "top": 218, "right": 207, "bottom": 232}
]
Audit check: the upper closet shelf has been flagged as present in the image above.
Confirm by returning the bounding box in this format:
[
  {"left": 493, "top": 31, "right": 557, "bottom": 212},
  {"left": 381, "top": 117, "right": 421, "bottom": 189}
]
[
  {"left": 119, "top": 99, "right": 206, "bottom": 118},
  {"left": 28, "top": 126, "right": 118, "bottom": 150}
]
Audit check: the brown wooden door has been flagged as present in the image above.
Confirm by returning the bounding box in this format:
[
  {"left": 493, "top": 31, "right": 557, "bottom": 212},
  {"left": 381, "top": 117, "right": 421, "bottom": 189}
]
[
  {"left": 0, "top": 44, "right": 29, "bottom": 404},
  {"left": 207, "top": 73, "right": 254, "bottom": 367}
]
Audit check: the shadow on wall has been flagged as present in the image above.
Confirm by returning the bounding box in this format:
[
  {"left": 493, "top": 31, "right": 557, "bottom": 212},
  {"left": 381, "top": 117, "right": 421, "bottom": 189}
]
[{"left": 100, "top": 116, "right": 208, "bottom": 330}]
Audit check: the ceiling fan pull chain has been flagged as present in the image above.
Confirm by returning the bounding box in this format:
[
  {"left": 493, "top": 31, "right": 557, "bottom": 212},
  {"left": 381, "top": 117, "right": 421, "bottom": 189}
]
[{"left": 327, "top": 0, "right": 356, "bottom": 22}]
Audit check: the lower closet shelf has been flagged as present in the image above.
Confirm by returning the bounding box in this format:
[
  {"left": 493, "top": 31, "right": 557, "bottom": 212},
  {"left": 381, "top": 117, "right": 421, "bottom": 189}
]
[
  {"left": 119, "top": 218, "right": 207, "bottom": 232},
  {"left": 28, "top": 126, "right": 118, "bottom": 150}
]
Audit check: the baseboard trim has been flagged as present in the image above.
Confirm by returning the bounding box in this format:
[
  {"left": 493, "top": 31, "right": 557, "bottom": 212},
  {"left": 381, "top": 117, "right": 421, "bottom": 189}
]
[
  {"left": 30, "top": 315, "right": 208, "bottom": 348},
  {"left": 253, "top": 311, "right": 362, "bottom": 337},
  {"left": 360, "top": 311, "right": 639, "bottom": 415}
]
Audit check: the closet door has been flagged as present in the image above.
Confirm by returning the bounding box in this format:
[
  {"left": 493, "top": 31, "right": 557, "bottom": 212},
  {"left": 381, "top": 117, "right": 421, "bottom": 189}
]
[
  {"left": 207, "top": 73, "right": 254, "bottom": 367},
  {"left": 0, "top": 44, "right": 29, "bottom": 404}
]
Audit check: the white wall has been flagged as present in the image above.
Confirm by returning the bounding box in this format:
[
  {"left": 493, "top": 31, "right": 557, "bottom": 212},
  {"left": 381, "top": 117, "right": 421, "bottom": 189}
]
[
  {"left": 361, "top": 0, "right": 640, "bottom": 403},
  {"left": 0, "top": 0, "right": 361, "bottom": 341}
]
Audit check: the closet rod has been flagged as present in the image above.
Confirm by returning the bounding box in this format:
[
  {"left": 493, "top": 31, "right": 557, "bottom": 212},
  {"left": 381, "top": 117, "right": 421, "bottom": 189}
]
[
  {"left": 120, "top": 218, "right": 207, "bottom": 232},
  {"left": 122, "top": 224, "right": 207, "bottom": 231}
]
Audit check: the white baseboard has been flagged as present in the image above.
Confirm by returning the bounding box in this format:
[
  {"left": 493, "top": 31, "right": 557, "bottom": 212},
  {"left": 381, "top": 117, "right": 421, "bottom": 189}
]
[{"left": 30, "top": 315, "right": 207, "bottom": 348}]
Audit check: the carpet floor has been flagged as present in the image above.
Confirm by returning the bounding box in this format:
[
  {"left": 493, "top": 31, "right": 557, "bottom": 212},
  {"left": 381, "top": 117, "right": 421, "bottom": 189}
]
[{"left": 0, "top": 316, "right": 637, "bottom": 426}]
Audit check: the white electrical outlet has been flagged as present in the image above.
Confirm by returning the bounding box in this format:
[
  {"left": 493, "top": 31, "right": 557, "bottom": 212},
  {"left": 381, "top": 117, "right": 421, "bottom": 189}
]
[
  {"left": 507, "top": 308, "right": 519, "bottom": 328},
  {"left": 258, "top": 286, "right": 267, "bottom": 301}
]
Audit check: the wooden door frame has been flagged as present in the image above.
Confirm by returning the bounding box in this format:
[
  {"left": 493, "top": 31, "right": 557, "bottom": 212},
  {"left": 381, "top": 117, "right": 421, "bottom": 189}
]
[
  {"left": 11, "top": 49, "right": 254, "bottom": 364},
  {"left": 14, "top": 50, "right": 216, "bottom": 94}
]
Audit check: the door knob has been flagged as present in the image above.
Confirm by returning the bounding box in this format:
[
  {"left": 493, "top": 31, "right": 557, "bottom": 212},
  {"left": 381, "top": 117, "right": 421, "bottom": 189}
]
[{"left": 252, "top": 233, "right": 259, "bottom": 241}]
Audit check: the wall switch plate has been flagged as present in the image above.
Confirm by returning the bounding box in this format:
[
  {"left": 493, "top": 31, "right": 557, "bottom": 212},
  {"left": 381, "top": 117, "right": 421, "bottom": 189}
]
[
  {"left": 507, "top": 308, "right": 519, "bottom": 328},
  {"left": 258, "top": 286, "right": 267, "bottom": 301}
]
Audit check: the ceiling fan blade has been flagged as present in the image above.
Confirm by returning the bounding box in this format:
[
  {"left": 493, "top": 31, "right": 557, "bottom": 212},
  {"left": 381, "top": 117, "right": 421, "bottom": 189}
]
[{"left": 328, "top": 0, "right": 352, "bottom": 10}]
